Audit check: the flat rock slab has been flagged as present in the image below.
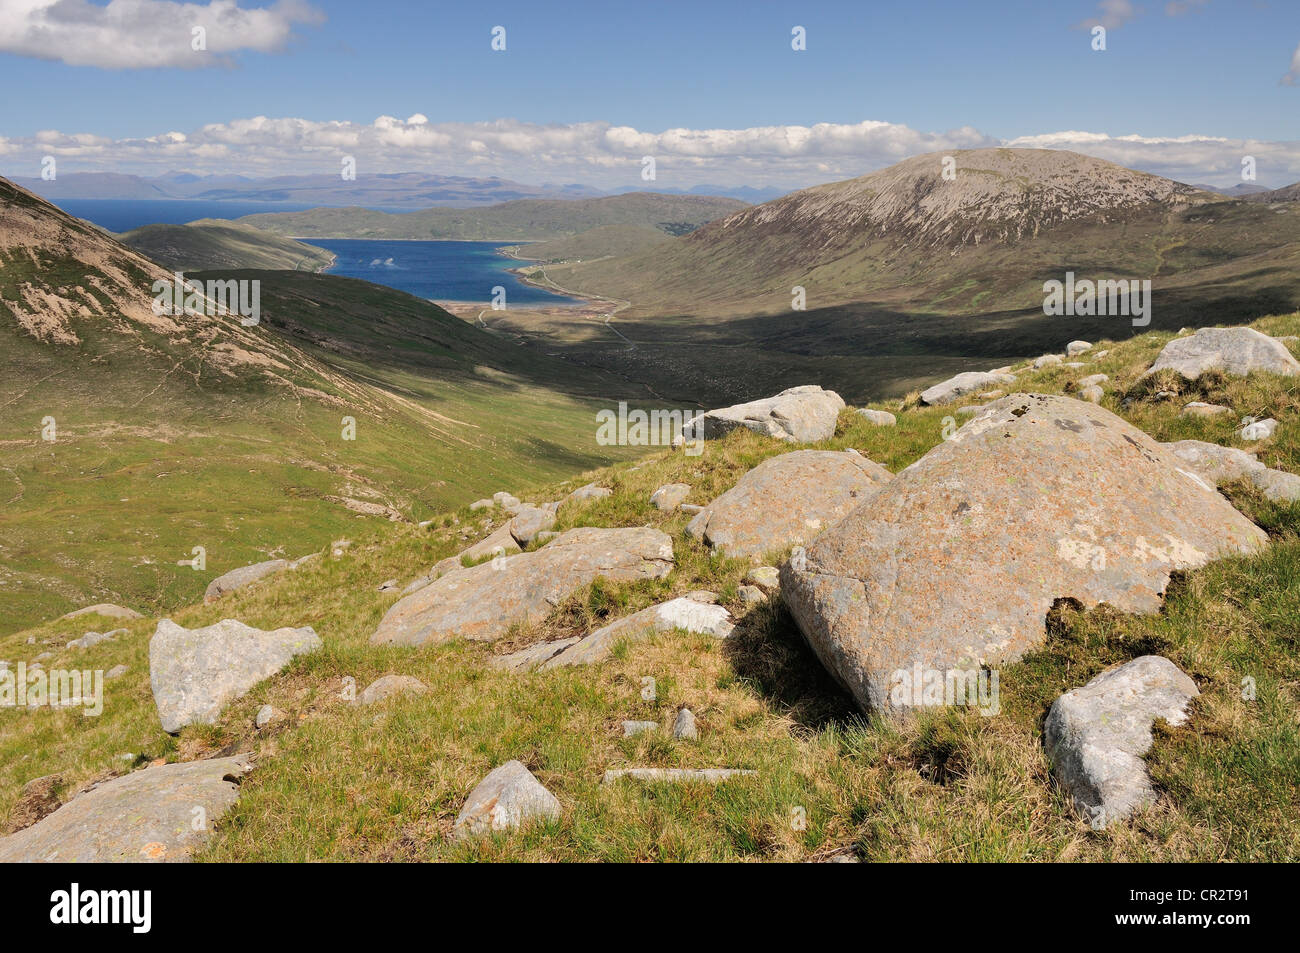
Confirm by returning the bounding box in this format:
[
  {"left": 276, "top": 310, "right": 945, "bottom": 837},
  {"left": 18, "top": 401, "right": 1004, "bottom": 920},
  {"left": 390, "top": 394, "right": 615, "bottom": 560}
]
[
  {"left": 687, "top": 449, "right": 892, "bottom": 559},
  {"left": 683, "top": 385, "right": 844, "bottom": 443},
  {"left": 463, "top": 522, "right": 522, "bottom": 563},
  {"left": 358, "top": 674, "right": 428, "bottom": 705},
  {"left": 0, "top": 756, "right": 253, "bottom": 862},
  {"left": 602, "top": 768, "right": 756, "bottom": 784},
  {"left": 920, "top": 371, "right": 1016, "bottom": 406},
  {"left": 780, "top": 394, "right": 1266, "bottom": 718},
  {"left": 856, "top": 409, "right": 897, "bottom": 426},
  {"left": 150, "top": 618, "right": 322, "bottom": 733},
  {"left": 372, "top": 527, "right": 674, "bottom": 648},
  {"left": 454, "top": 760, "right": 560, "bottom": 838},
  {"left": 1146, "top": 326, "right": 1300, "bottom": 380},
  {"left": 1044, "top": 656, "right": 1198, "bottom": 829},
  {"left": 203, "top": 559, "right": 288, "bottom": 603},
  {"left": 60, "top": 603, "right": 143, "bottom": 621},
  {"left": 489, "top": 637, "right": 582, "bottom": 672},
  {"left": 543, "top": 597, "right": 734, "bottom": 669}
]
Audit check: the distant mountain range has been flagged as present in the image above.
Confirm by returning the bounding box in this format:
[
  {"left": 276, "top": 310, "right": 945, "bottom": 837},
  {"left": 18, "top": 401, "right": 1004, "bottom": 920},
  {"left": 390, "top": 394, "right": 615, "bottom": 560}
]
[{"left": 7, "top": 170, "right": 773, "bottom": 208}]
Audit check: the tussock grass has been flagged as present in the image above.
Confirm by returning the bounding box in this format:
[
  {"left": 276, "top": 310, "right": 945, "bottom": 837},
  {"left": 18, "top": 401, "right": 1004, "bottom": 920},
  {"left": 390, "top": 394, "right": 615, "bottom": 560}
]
[{"left": 3, "top": 316, "right": 1299, "bottom": 860}]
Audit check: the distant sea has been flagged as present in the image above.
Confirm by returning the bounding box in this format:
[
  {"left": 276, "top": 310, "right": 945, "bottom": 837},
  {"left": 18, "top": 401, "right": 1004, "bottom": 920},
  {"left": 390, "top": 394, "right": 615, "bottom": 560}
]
[
  {"left": 310, "top": 238, "right": 580, "bottom": 305},
  {"left": 55, "top": 198, "right": 331, "bottom": 232}
]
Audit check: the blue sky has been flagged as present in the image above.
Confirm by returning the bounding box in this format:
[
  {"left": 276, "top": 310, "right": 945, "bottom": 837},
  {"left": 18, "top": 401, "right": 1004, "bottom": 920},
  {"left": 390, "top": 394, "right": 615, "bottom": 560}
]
[{"left": 1, "top": 0, "right": 1297, "bottom": 188}]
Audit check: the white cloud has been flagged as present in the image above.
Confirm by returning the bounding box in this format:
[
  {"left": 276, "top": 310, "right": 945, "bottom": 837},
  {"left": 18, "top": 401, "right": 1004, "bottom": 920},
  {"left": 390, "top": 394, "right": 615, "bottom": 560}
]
[
  {"left": 2, "top": 116, "right": 1298, "bottom": 190},
  {"left": 1284, "top": 41, "right": 1300, "bottom": 86},
  {"left": 0, "top": 0, "right": 324, "bottom": 69},
  {"left": 1075, "top": 0, "right": 1142, "bottom": 31}
]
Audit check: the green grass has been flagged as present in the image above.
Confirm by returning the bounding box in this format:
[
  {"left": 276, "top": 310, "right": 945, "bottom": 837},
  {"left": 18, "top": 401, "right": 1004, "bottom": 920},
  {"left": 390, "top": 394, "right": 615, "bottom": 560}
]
[{"left": 3, "top": 314, "right": 1298, "bottom": 860}]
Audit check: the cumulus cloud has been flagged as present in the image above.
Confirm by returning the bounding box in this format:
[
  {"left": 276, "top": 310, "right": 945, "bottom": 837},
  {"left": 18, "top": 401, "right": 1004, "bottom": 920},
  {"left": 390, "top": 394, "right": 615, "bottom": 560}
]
[
  {"left": 0, "top": 0, "right": 324, "bottom": 69},
  {"left": 1284, "top": 41, "right": 1300, "bottom": 86},
  {"left": 1074, "top": 0, "right": 1142, "bottom": 31},
  {"left": 1164, "top": 0, "right": 1209, "bottom": 15},
  {"left": 2, "top": 115, "right": 1298, "bottom": 190}
]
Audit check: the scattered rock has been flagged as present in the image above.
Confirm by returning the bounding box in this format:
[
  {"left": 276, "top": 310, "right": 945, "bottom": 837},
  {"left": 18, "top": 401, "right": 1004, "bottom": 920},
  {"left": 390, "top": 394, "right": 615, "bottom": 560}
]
[
  {"left": 357, "top": 674, "right": 428, "bottom": 705},
  {"left": 489, "top": 637, "right": 582, "bottom": 672},
  {"left": 288, "top": 552, "right": 320, "bottom": 570},
  {"left": 376, "top": 579, "right": 398, "bottom": 593},
  {"left": 1181, "top": 401, "right": 1231, "bottom": 417},
  {"left": 682, "top": 385, "right": 844, "bottom": 444},
  {"left": 453, "top": 761, "right": 561, "bottom": 838},
  {"left": 203, "top": 559, "right": 288, "bottom": 603},
  {"left": 1146, "top": 326, "right": 1300, "bottom": 379},
  {"left": 679, "top": 503, "right": 704, "bottom": 515},
  {"left": 1044, "top": 656, "right": 1198, "bottom": 829},
  {"left": 59, "top": 603, "right": 143, "bottom": 622},
  {"left": 469, "top": 499, "right": 493, "bottom": 511},
  {"left": 372, "top": 528, "right": 674, "bottom": 647},
  {"left": 682, "top": 589, "right": 718, "bottom": 603},
  {"left": 105, "top": 664, "right": 128, "bottom": 680},
  {"left": 1078, "top": 384, "right": 1104, "bottom": 404},
  {"left": 149, "top": 618, "right": 322, "bottom": 733},
  {"left": 1066, "top": 341, "right": 1093, "bottom": 357},
  {"left": 255, "top": 704, "right": 276, "bottom": 729},
  {"left": 672, "top": 708, "right": 698, "bottom": 740},
  {"left": 956, "top": 405, "right": 982, "bottom": 416},
  {"left": 1165, "top": 439, "right": 1300, "bottom": 502},
  {"left": 780, "top": 394, "right": 1267, "bottom": 717},
  {"left": 0, "top": 756, "right": 253, "bottom": 862},
  {"left": 650, "top": 483, "right": 691, "bottom": 511},
  {"left": 856, "top": 409, "right": 897, "bottom": 426},
  {"left": 462, "top": 522, "right": 522, "bottom": 563},
  {"left": 493, "top": 491, "right": 523, "bottom": 512},
  {"left": 543, "top": 597, "right": 734, "bottom": 669},
  {"left": 66, "top": 629, "right": 124, "bottom": 651},
  {"left": 738, "top": 585, "right": 766, "bottom": 605},
  {"left": 563, "top": 483, "right": 612, "bottom": 507},
  {"left": 1093, "top": 349, "right": 1110, "bottom": 359},
  {"left": 1241, "top": 417, "right": 1278, "bottom": 441},
  {"left": 745, "top": 566, "right": 780, "bottom": 590},
  {"left": 1033, "top": 354, "right": 1063, "bottom": 369},
  {"left": 509, "top": 506, "right": 556, "bottom": 546},
  {"left": 622, "top": 720, "right": 658, "bottom": 737},
  {"left": 1079, "top": 374, "right": 1109, "bottom": 388},
  {"left": 686, "top": 449, "right": 891, "bottom": 559},
  {"left": 331, "top": 539, "right": 351, "bottom": 558},
  {"left": 602, "top": 768, "right": 756, "bottom": 784},
  {"left": 920, "top": 371, "right": 1016, "bottom": 407}
]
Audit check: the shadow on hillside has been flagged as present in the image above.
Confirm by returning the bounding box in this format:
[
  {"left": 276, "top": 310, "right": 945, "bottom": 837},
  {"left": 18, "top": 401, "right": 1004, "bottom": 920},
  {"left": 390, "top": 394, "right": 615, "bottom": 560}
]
[{"left": 722, "top": 597, "right": 859, "bottom": 730}]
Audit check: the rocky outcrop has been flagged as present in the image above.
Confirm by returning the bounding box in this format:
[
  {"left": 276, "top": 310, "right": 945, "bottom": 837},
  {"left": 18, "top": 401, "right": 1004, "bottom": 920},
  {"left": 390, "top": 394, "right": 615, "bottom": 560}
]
[
  {"left": 686, "top": 449, "right": 891, "bottom": 559},
  {"left": 1165, "top": 438, "right": 1300, "bottom": 502},
  {"left": 371, "top": 528, "right": 674, "bottom": 647},
  {"left": 453, "top": 761, "right": 561, "bottom": 838},
  {"left": 919, "top": 371, "right": 1015, "bottom": 407},
  {"left": 0, "top": 756, "right": 253, "bottom": 862},
  {"left": 203, "top": 559, "right": 288, "bottom": 603},
  {"left": 149, "top": 619, "right": 322, "bottom": 732},
  {"left": 1146, "top": 326, "right": 1300, "bottom": 380},
  {"left": 682, "top": 385, "right": 844, "bottom": 443},
  {"left": 1044, "top": 656, "right": 1198, "bottom": 829},
  {"left": 780, "top": 394, "right": 1267, "bottom": 717}
]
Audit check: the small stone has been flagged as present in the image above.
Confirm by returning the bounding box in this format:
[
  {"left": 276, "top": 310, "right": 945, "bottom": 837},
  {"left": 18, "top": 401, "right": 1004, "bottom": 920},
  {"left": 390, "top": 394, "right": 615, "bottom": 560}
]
[
  {"left": 1079, "top": 374, "right": 1109, "bottom": 388},
  {"left": 622, "top": 720, "right": 658, "bottom": 737},
  {"left": 1241, "top": 417, "right": 1278, "bottom": 441},
  {"left": 672, "top": 708, "right": 698, "bottom": 740},
  {"left": 469, "top": 499, "right": 493, "bottom": 511},
  {"left": 453, "top": 761, "right": 561, "bottom": 838},
  {"left": 682, "top": 589, "right": 719, "bottom": 603},
  {"left": 679, "top": 503, "right": 704, "bottom": 515},
  {"left": 492, "top": 491, "right": 523, "bottom": 512},
  {"left": 255, "top": 704, "right": 276, "bottom": 728},
  {"left": 1066, "top": 341, "right": 1093, "bottom": 357},
  {"left": 1079, "top": 384, "right": 1104, "bottom": 404},
  {"left": 856, "top": 409, "right": 897, "bottom": 426},
  {"left": 1181, "top": 401, "right": 1231, "bottom": 417},
  {"left": 376, "top": 578, "right": 398, "bottom": 592},
  {"left": 105, "top": 664, "right": 128, "bottom": 680},
  {"left": 745, "top": 566, "right": 780, "bottom": 590},
  {"left": 738, "top": 585, "right": 765, "bottom": 605},
  {"left": 650, "top": 483, "right": 691, "bottom": 511},
  {"left": 357, "top": 674, "right": 428, "bottom": 706},
  {"left": 1033, "top": 354, "right": 1063, "bottom": 369},
  {"left": 563, "top": 484, "right": 612, "bottom": 506}
]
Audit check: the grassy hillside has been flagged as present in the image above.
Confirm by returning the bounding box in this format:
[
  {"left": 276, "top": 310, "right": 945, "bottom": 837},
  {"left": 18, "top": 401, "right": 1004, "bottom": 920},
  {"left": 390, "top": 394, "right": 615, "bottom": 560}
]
[
  {"left": 4, "top": 314, "right": 1297, "bottom": 861},
  {"left": 0, "top": 178, "right": 640, "bottom": 632},
  {"left": 118, "top": 221, "right": 335, "bottom": 272},
  {"left": 232, "top": 192, "right": 748, "bottom": 241},
  {"left": 506, "top": 223, "right": 673, "bottom": 263}
]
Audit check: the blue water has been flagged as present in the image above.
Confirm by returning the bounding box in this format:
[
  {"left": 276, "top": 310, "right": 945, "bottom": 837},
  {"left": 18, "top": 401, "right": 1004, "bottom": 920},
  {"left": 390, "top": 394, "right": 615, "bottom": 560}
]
[
  {"left": 310, "top": 238, "right": 580, "bottom": 305},
  {"left": 57, "top": 199, "right": 327, "bottom": 232}
]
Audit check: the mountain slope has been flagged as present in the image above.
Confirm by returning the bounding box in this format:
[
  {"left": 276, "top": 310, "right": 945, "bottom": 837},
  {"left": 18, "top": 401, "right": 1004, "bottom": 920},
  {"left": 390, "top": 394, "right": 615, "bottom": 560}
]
[
  {"left": 118, "top": 221, "right": 335, "bottom": 272},
  {"left": 231, "top": 192, "right": 748, "bottom": 240},
  {"left": 0, "top": 177, "right": 636, "bottom": 631}
]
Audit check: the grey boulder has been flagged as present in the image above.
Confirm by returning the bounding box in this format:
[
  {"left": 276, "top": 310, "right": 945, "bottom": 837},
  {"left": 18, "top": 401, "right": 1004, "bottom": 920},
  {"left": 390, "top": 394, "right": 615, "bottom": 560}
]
[
  {"left": 686, "top": 449, "right": 891, "bottom": 559},
  {"left": 149, "top": 618, "right": 322, "bottom": 733},
  {"left": 358, "top": 674, "right": 428, "bottom": 705},
  {"left": 1044, "top": 656, "right": 1198, "bottom": 829},
  {"left": 682, "top": 385, "right": 844, "bottom": 444},
  {"left": 1146, "top": 326, "right": 1300, "bottom": 380},
  {"left": 203, "top": 559, "right": 288, "bottom": 603},
  {"left": 780, "top": 394, "right": 1266, "bottom": 717},
  {"left": 920, "top": 371, "right": 1016, "bottom": 407},
  {"left": 650, "top": 483, "right": 691, "bottom": 511},
  {"left": 453, "top": 761, "right": 560, "bottom": 838}
]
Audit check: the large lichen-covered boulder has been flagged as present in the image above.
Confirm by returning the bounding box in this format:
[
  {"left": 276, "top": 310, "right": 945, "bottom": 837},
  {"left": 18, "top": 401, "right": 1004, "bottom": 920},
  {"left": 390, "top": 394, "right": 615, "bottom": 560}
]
[
  {"left": 203, "top": 559, "right": 288, "bottom": 603},
  {"left": 0, "top": 756, "right": 253, "bottom": 862},
  {"left": 686, "top": 450, "right": 891, "bottom": 559},
  {"left": 1145, "top": 326, "right": 1300, "bottom": 380},
  {"left": 920, "top": 371, "right": 1016, "bottom": 407},
  {"left": 1045, "top": 656, "right": 1198, "bottom": 829},
  {"left": 780, "top": 394, "right": 1267, "bottom": 717},
  {"left": 371, "top": 527, "right": 674, "bottom": 647},
  {"left": 150, "top": 619, "right": 322, "bottom": 732},
  {"left": 682, "top": 385, "right": 844, "bottom": 444}
]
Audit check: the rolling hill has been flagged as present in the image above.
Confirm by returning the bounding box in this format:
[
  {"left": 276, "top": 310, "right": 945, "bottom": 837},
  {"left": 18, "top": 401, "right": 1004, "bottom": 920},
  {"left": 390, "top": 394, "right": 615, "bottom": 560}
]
[
  {"left": 231, "top": 191, "right": 748, "bottom": 241},
  {"left": 0, "top": 177, "right": 637, "bottom": 632},
  {"left": 118, "top": 220, "right": 336, "bottom": 272}
]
